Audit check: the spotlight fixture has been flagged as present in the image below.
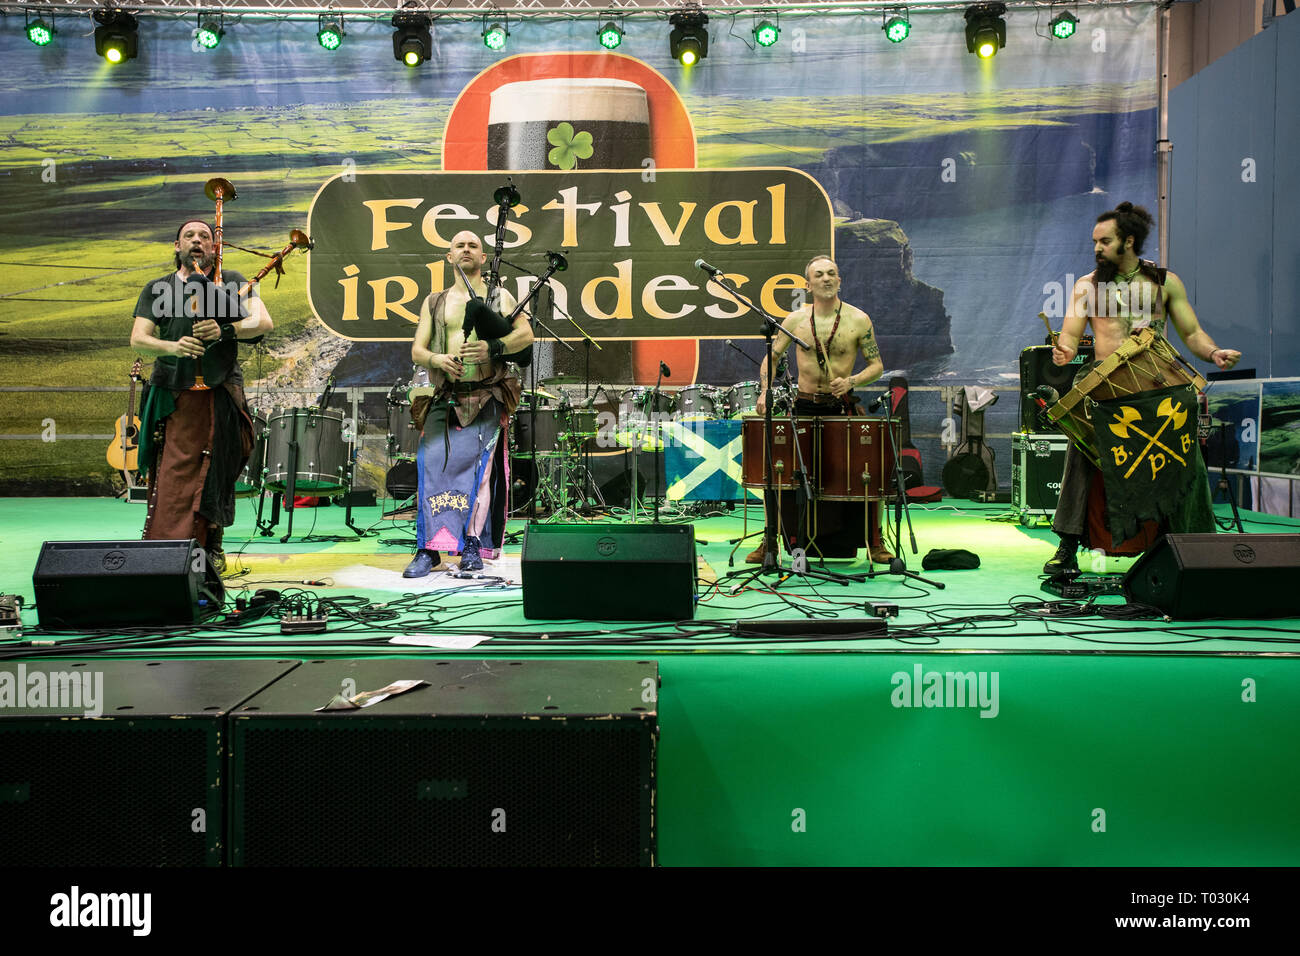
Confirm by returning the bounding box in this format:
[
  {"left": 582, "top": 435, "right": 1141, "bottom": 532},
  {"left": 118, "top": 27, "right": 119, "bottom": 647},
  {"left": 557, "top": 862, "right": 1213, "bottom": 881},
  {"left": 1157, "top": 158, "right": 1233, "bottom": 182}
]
[
  {"left": 391, "top": 10, "right": 431, "bottom": 67},
  {"left": 26, "top": 13, "right": 55, "bottom": 47},
  {"left": 964, "top": 3, "right": 1007, "bottom": 59},
  {"left": 482, "top": 21, "right": 509, "bottom": 52},
  {"left": 93, "top": 9, "right": 138, "bottom": 64},
  {"left": 196, "top": 14, "right": 224, "bottom": 51},
  {"left": 1049, "top": 9, "right": 1078, "bottom": 40},
  {"left": 317, "top": 14, "right": 344, "bottom": 51},
  {"left": 669, "top": 7, "right": 709, "bottom": 66},
  {"left": 753, "top": 19, "right": 779, "bottom": 48},
  {"left": 883, "top": 7, "right": 911, "bottom": 44},
  {"left": 597, "top": 21, "right": 624, "bottom": 50}
]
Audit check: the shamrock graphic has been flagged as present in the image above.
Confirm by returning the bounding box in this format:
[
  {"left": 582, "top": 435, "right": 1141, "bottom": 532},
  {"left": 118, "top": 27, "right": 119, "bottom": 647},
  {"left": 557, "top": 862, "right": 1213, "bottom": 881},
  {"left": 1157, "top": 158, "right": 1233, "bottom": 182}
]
[{"left": 546, "top": 122, "right": 595, "bottom": 170}]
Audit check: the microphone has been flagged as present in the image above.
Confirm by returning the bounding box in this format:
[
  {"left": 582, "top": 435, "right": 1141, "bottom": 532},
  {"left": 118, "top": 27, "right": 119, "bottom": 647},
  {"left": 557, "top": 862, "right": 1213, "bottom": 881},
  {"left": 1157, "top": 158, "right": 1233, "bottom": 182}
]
[
  {"left": 867, "top": 388, "right": 892, "bottom": 413},
  {"left": 660, "top": 361, "right": 672, "bottom": 378},
  {"left": 695, "top": 258, "right": 723, "bottom": 277},
  {"left": 493, "top": 181, "right": 520, "bottom": 209},
  {"left": 545, "top": 251, "right": 568, "bottom": 272},
  {"left": 1035, "top": 384, "right": 1060, "bottom": 403}
]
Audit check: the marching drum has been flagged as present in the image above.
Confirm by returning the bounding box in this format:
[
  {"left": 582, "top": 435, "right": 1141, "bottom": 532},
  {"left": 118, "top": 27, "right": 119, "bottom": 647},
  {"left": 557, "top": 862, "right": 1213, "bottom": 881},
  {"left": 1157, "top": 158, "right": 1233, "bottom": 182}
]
[
  {"left": 741, "top": 416, "right": 816, "bottom": 491},
  {"left": 264, "top": 407, "right": 350, "bottom": 495},
  {"left": 676, "top": 384, "right": 724, "bottom": 421},
  {"left": 234, "top": 409, "right": 268, "bottom": 497},
  {"left": 726, "top": 381, "right": 762, "bottom": 418},
  {"left": 817, "top": 417, "right": 898, "bottom": 501},
  {"left": 1047, "top": 329, "right": 1206, "bottom": 467}
]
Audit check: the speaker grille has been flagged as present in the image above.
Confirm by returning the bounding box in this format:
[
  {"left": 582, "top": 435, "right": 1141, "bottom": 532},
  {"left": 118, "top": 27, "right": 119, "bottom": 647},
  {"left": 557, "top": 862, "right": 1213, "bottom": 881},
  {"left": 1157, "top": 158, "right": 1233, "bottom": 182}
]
[
  {"left": 233, "top": 719, "right": 654, "bottom": 866},
  {"left": 0, "top": 721, "right": 218, "bottom": 866}
]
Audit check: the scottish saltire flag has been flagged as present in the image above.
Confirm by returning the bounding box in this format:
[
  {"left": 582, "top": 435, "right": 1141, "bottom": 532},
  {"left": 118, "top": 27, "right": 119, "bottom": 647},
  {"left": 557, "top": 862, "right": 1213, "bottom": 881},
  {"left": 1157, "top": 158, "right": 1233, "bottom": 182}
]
[{"left": 660, "top": 421, "right": 758, "bottom": 502}]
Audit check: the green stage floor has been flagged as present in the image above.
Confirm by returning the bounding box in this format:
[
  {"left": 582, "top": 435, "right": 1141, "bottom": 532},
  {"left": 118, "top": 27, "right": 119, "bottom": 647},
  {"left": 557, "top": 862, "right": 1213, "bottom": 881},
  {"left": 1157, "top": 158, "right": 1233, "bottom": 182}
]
[{"left": 3, "top": 497, "right": 1299, "bottom": 865}]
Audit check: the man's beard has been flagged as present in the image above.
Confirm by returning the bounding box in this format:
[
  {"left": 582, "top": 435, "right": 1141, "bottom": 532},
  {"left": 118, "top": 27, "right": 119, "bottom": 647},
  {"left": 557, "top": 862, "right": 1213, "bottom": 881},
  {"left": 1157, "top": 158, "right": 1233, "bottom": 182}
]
[
  {"left": 176, "top": 248, "right": 215, "bottom": 272},
  {"left": 1094, "top": 256, "right": 1119, "bottom": 283}
]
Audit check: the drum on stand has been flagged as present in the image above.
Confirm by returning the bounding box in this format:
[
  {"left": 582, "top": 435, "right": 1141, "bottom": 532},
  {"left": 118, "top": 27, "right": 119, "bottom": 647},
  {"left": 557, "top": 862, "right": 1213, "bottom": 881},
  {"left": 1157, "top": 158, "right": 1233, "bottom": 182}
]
[
  {"left": 726, "top": 381, "right": 762, "bottom": 418},
  {"left": 741, "top": 416, "right": 815, "bottom": 491},
  {"left": 617, "top": 387, "right": 675, "bottom": 451},
  {"left": 817, "top": 417, "right": 898, "bottom": 501},
  {"left": 514, "top": 408, "right": 570, "bottom": 458},
  {"left": 264, "top": 407, "right": 349, "bottom": 496},
  {"left": 234, "top": 409, "right": 269, "bottom": 498},
  {"left": 676, "top": 385, "right": 724, "bottom": 422}
]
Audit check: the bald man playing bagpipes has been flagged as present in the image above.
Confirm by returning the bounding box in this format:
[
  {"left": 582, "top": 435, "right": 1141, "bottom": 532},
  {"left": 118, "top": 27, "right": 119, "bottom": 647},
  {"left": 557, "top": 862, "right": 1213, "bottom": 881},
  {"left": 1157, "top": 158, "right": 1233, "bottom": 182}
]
[{"left": 404, "top": 230, "right": 535, "bottom": 577}]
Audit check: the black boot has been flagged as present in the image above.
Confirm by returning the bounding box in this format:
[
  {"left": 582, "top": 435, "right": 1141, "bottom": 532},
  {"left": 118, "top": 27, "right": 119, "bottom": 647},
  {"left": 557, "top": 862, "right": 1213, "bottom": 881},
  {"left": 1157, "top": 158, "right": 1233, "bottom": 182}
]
[{"left": 1043, "top": 534, "right": 1080, "bottom": 575}]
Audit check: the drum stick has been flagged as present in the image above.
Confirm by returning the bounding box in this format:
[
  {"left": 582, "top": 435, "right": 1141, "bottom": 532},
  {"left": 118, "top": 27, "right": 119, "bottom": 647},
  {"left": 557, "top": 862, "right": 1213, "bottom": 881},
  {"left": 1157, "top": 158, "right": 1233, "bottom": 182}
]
[{"left": 1039, "top": 312, "right": 1058, "bottom": 345}]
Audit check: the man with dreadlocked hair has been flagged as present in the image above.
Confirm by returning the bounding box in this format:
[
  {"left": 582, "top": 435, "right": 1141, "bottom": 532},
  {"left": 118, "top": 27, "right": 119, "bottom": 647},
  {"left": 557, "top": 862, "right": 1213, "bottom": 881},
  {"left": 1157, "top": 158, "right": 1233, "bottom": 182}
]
[{"left": 1043, "top": 202, "right": 1241, "bottom": 575}]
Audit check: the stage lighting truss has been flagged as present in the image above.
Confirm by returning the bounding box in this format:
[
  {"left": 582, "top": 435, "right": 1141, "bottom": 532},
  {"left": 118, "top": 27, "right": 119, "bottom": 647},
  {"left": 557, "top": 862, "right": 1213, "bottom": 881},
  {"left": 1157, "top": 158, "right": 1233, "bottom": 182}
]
[
  {"left": 391, "top": 8, "right": 431, "bottom": 67},
  {"left": 482, "top": 15, "right": 509, "bottom": 52},
  {"left": 964, "top": 2, "right": 1007, "bottom": 59},
  {"left": 93, "top": 8, "right": 138, "bottom": 64},
  {"left": 196, "top": 12, "right": 224, "bottom": 51},
  {"left": 669, "top": 5, "right": 708, "bottom": 66},
  {"left": 317, "top": 13, "right": 344, "bottom": 51},
  {"left": 25, "top": 10, "right": 55, "bottom": 47},
  {"left": 752, "top": 15, "right": 779, "bottom": 49},
  {"left": 882, "top": 6, "right": 911, "bottom": 44},
  {"left": 1047, "top": 5, "right": 1079, "bottom": 41},
  {"left": 597, "top": 19, "right": 625, "bottom": 50}
]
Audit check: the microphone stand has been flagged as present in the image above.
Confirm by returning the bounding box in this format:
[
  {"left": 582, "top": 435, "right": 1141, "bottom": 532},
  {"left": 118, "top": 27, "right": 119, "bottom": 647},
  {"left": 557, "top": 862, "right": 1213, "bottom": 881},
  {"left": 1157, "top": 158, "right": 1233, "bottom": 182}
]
[
  {"left": 651, "top": 363, "right": 666, "bottom": 524},
  {"left": 865, "top": 388, "right": 943, "bottom": 588}
]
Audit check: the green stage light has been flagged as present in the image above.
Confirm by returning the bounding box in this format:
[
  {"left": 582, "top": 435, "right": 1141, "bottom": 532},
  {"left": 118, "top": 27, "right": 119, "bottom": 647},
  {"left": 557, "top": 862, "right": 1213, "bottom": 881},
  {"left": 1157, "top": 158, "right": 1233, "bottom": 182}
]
[
  {"left": 1050, "top": 11, "right": 1078, "bottom": 40},
  {"left": 94, "top": 9, "right": 138, "bottom": 64},
  {"left": 482, "top": 22, "right": 508, "bottom": 52},
  {"left": 597, "top": 22, "right": 624, "bottom": 50},
  {"left": 669, "top": 9, "right": 709, "bottom": 66},
  {"left": 884, "top": 15, "right": 911, "bottom": 43},
  {"left": 318, "top": 15, "right": 344, "bottom": 51},
  {"left": 27, "top": 18, "right": 53, "bottom": 46},
  {"left": 196, "top": 18, "right": 224, "bottom": 50},
  {"left": 391, "top": 11, "right": 431, "bottom": 67},
  {"left": 753, "top": 20, "right": 779, "bottom": 48},
  {"left": 965, "top": 3, "right": 1006, "bottom": 59}
]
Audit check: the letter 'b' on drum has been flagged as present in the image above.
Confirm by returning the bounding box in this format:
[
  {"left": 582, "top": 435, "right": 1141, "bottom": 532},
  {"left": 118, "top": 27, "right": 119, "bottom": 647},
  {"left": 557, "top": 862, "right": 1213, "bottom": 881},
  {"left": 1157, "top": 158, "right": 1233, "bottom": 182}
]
[{"left": 488, "top": 78, "right": 651, "bottom": 171}]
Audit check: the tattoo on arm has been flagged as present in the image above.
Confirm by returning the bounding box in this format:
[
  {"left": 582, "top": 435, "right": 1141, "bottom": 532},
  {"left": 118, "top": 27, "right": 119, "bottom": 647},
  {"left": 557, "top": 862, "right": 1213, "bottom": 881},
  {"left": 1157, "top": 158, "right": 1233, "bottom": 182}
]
[{"left": 861, "top": 329, "right": 880, "bottom": 362}]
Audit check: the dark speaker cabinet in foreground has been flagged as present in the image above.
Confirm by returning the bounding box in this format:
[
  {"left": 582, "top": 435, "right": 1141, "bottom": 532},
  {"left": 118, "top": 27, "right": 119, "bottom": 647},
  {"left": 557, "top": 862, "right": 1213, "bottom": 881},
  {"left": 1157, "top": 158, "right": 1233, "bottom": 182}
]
[
  {"left": 229, "top": 659, "right": 658, "bottom": 867},
  {"left": 1124, "top": 533, "right": 1300, "bottom": 619},
  {"left": 0, "top": 658, "right": 298, "bottom": 866},
  {"left": 521, "top": 522, "right": 697, "bottom": 620}
]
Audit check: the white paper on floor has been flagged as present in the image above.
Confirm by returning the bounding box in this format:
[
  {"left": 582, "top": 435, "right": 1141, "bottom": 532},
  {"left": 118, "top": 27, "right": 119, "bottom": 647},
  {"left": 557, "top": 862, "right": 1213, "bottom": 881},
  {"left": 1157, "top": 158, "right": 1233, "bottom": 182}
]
[{"left": 330, "top": 553, "right": 523, "bottom": 593}]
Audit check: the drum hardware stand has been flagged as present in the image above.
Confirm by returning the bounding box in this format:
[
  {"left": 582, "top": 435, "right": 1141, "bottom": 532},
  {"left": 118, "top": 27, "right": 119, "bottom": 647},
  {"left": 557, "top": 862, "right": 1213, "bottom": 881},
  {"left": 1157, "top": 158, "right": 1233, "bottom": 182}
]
[
  {"left": 650, "top": 361, "right": 670, "bottom": 524},
  {"left": 865, "top": 392, "right": 944, "bottom": 589},
  {"left": 1209, "top": 420, "right": 1245, "bottom": 534}
]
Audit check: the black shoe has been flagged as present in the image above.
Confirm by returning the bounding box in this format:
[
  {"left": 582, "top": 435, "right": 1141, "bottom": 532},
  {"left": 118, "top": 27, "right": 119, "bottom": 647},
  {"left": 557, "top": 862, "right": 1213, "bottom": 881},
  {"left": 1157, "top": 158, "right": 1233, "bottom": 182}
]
[
  {"left": 1043, "top": 536, "right": 1080, "bottom": 576},
  {"left": 403, "top": 550, "right": 438, "bottom": 578},
  {"left": 458, "top": 535, "right": 483, "bottom": 572}
]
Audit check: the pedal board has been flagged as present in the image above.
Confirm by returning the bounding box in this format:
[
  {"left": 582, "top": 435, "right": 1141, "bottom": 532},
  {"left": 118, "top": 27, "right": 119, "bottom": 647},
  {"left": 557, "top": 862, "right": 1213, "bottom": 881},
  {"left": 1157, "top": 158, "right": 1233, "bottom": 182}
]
[{"left": 1040, "top": 574, "right": 1126, "bottom": 599}]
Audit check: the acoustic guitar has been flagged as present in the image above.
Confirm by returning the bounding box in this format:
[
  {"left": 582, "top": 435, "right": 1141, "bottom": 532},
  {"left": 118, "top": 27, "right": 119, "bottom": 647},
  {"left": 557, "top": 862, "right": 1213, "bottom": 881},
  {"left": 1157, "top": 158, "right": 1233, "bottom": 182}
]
[{"left": 107, "top": 358, "right": 143, "bottom": 473}]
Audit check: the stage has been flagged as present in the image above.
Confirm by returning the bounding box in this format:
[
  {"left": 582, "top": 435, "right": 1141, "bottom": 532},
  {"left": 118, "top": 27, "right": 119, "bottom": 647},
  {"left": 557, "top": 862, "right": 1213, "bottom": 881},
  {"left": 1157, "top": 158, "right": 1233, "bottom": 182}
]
[{"left": 3, "top": 496, "right": 1298, "bottom": 866}]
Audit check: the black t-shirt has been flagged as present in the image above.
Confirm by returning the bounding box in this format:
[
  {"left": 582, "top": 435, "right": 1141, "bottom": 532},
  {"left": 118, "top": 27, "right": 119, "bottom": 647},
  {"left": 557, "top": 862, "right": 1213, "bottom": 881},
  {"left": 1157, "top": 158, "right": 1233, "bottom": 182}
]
[{"left": 134, "top": 269, "right": 257, "bottom": 390}]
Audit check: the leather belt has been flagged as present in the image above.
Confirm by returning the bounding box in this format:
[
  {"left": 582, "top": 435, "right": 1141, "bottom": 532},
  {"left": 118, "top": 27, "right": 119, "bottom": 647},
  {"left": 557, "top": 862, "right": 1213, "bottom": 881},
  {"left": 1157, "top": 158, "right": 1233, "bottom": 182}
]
[{"left": 797, "top": 390, "right": 846, "bottom": 405}]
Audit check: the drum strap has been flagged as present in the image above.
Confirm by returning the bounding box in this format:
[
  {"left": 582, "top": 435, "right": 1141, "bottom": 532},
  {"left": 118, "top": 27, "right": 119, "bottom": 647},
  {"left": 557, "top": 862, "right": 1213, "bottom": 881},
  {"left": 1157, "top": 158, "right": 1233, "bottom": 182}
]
[{"left": 809, "top": 299, "right": 843, "bottom": 375}]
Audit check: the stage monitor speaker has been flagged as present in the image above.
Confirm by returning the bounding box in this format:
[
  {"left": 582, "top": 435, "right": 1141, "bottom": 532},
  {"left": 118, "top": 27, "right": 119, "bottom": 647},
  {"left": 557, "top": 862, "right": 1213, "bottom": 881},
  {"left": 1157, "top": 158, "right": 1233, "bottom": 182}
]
[
  {"left": 228, "top": 659, "right": 657, "bottom": 867},
  {"left": 1019, "top": 344, "right": 1094, "bottom": 433},
  {"left": 0, "top": 659, "right": 298, "bottom": 866},
  {"left": 521, "top": 522, "right": 696, "bottom": 621},
  {"left": 1123, "top": 533, "right": 1300, "bottom": 619},
  {"left": 32, "top": 539, "right": 220, "bottom": 629}
]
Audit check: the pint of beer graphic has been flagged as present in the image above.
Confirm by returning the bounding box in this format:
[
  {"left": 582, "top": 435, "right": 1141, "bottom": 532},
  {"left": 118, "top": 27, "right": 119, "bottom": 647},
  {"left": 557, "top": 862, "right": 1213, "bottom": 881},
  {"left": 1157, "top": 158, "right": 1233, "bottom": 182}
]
[{"left": 488, "top": 78, "right": 651, "bottom": 171}]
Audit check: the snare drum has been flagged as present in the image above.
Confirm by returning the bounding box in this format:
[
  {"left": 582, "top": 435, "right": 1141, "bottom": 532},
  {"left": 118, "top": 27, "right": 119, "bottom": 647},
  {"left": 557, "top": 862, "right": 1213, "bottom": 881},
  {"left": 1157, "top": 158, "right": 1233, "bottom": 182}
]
[
  {"left": 1048, "top": 329, "right": 1206, "bottom": 467},
  {"left": 676, "top": 385, "right": 724, "bottom": 421},
  {"left": 726, "top": 381, "right": 761, "bottom": 418},
  {"left": 234, "top": 409, "right": 268, "bottom": 497},
  {"left": 818, "top": 417, "right": 898, "bottom": 501},
  {"left": 264, "top": 407, "right": 349, "bottom": 495},
  {"left": 741, "top": 416, "right": 816, "bottom": 491}
]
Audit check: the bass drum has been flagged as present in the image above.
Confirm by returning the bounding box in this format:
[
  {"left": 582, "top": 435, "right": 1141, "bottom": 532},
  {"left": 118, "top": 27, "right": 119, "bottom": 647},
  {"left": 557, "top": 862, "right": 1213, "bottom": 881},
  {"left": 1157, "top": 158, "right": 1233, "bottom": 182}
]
[
  {"left": 264, "top": 407, "right": 349, "bottom": 496},
  {"left": 234, "top": 409, "right": 268, "bottom": 498}
]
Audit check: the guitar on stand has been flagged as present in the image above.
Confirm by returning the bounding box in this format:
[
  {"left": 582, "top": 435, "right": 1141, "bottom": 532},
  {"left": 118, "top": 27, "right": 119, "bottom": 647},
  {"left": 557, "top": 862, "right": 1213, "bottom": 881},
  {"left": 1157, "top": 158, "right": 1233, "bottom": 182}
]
[{"left": 107, "top": 358, "right": 144, "bottom": 499}]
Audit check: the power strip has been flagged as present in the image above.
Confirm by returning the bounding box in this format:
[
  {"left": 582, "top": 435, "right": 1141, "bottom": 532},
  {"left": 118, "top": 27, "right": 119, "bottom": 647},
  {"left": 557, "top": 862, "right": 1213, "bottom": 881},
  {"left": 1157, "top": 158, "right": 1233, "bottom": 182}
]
[{"left": 281, "top": 611, "right": 328, "bottom": 634}]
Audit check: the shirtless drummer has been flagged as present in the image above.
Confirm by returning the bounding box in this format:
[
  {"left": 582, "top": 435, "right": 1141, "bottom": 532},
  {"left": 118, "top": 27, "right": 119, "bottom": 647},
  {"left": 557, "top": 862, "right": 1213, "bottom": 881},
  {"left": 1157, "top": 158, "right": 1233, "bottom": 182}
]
[{"left": 747, "top": 254, "right": 894, "bottom": 565}]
